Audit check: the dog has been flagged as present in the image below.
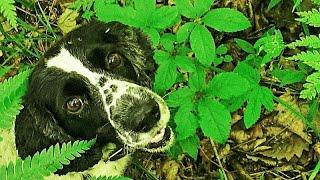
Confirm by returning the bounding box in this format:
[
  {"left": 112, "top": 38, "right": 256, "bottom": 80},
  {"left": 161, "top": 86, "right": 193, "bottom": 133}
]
[{"left": 14, "top": 21, "right": 174, "bottom": 178}]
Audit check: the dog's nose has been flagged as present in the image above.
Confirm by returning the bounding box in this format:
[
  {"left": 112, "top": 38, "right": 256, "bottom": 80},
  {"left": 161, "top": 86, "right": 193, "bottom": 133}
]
[{"left": 131, "top": 100, "right": 160, "bottom": 132}]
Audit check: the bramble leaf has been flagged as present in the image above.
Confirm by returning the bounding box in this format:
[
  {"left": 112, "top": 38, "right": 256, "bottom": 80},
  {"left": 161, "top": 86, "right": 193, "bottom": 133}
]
[
  {"left": 176, "top": 22, "right": 195, "bottom": 43},
  {"left": 193, "top": 0, "right": 214, "bottom": 17},
  {"left": 206, "top": 72, "right": 252, "bottom": 99},
  {"left": 175, "top": 103, "right": 198, "bottom": 140},
  {"left": 166, "top": 87, "right": 195, "bottom": 107},
  {"left": 198, "top": 98, "right": 231, "bottom": 144},
  {"left": 235, "top": 38, "right": 255, "bottom": 54},
  {"left": 175, "top": 0, "right": 197, "bottom": 18},
  {"left": 175, "top": 55, "right": 196, "bottom": 72},
  {"left": 190, "top": 24, "right": 215, "bottom": 66},
  {"left": 154, "top": 58, "right": 178, "bottom": 93},
  {"left": 151, "top": 6, "right": 179, "bottom": 29},
  {"left": 271, "top": 68, "right": 305, "bottom": 86},
  {"left": 188, "top": 64, "right": 206, "bottom": 91},
  {"left": 203, "top": 8, "right": 251, "bottom": 32},
  {"left": 179, "top": 135, "right": 200, "bottom": 159},
  {"left": 234, "top": 62, "right": 261, "bottom": 84}
]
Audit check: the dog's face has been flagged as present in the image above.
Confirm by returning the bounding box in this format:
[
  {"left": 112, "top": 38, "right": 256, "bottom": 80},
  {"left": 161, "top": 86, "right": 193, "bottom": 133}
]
[{"left": 17, "top": 21, "right": 173, "bottom": 158}]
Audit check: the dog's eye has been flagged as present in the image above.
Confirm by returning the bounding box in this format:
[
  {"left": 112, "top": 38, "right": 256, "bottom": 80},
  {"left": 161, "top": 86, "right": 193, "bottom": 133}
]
[
  {"left": 66, "top": 96, "right": 84, "bottom": 113},
  {"left": 106, "top": 53, "right": 123, "bottom": 69}
]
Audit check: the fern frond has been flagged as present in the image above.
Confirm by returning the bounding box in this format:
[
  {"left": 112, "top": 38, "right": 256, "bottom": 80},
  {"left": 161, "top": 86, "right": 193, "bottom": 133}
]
[
  {"left": 287, "top": 35, "right": 320, "bottom": 49},
  {"left": 1, "top": 139, "right": 96, "bottom": 179},
  {"left": 296, "top": 9, "right": 320, "bottom": 27},
  {"left": 287, "top": 51, "right": 320, "bottom": 71},
  {"left": 300, "top": 72, "right": 320, "bottom": 100},
  {"left": 0, "top": 0, "right": 17, "bottom": 28},
  {"left": 0, "top": 69, "right": 32, "bottom": 130}
]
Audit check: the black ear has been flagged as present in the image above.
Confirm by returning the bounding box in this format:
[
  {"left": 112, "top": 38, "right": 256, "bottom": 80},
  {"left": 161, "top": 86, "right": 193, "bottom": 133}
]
[{"left": 15, "top": 101, "right": 74, "bottom": 158}]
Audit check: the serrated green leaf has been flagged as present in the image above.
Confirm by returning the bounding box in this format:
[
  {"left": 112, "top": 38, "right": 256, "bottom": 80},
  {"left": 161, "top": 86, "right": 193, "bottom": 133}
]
[
  {"left": 175, "top": 0, "right": 197, "bottom": 18},
  {"left": 190, "top": 24, "right": 215, "bottom": 66},
  {"left": 234, "top": 62, "right": 260, "bottom": 84},
  {"left": 203, "top": 8, "right": 251, "bottom": 32},
  {"left": 166, "top": 87, "right": 195, "bottom": 107},
  {"left": 267, "top": 0, "right": 282, "bottom": 11},
  {"left": 300, "top": 72, "right": 320, "bottom": 100},
  {"left": 188, "top": 64, "right": 206, "bottom": 91},
  {"left": 160, "top": 34, "right": 175, "bottom": 52},
  {"left": 198, "top": 98, "right": 231, "bottom": 144},
  {"left": 175, "top": 55, "right": 196, "bottom": 72},
  {"left": 0, "top": 69, "right": 32, "bottom": 130},
  {"left": 222, "top": 94, "right": 248, "bottom": 112},
  {"left": 134, "top": 0, "right": 155, "bottom": 12},
  {"left": 179, "top": 135, "right": 200, "bottom": 159},
  {"left": 154, "top": 50, "right": 171, "bottom": 65},
  {"left": 0, "top": 0, "right": 17, "bottom": 28},
  {"left": 175, "top": 104, "right": 198, "bottom": 140},
  {"left": 193, "top": 0, "right": 214, "bottom": 17},
  {"left": 143, "top": 28, "right": 160, "bottom": 46},
  {"left": 244, "top": 87, "right": 274, "bottom": 128},
  {"left": 154, "top": 58, "right": 178, "bottom": 93},
  {"left": 151, "top": 6, "right": 179, "bottom": 30},
  {"left": 270, "top": 68, "right": 305, "bottom": 86},
  {"left": 206, "top": 72, "right": 252, "bottom": 99},
  {"left": 234, "top": 38, "right": 255, "bottom": 54},
  {"left": 176, "top": 22, "right": 195, "bottom": 43}
]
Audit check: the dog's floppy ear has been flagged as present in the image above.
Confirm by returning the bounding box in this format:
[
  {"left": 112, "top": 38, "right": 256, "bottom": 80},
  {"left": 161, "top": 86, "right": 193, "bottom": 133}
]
[{"left": 15, "top": 62, "right": 74, "bottom": 158}]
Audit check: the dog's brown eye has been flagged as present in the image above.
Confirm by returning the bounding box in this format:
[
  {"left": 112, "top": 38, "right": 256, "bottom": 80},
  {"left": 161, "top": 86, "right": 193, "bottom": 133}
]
[
  {"left": 106, "top": 53, "right": 123, "bottom": 69},
  {"left": 66, "top": 96, "right": 84, "bottom": 113}
]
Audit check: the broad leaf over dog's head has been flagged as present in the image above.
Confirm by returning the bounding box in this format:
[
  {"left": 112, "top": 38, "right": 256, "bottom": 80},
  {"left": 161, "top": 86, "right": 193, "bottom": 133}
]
[{"left": 15, "top": 21, "right": 173, "bottom": 174}]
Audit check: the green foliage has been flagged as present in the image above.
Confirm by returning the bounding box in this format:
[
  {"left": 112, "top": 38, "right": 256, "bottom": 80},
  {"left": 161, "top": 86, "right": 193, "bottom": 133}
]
[
  {"left": 91, "top": 176, "right": 132, "bottom": 180},
  {"left": 0, "top": 0, "right": 17, "bottom": 28},
  {"left": 70, "top": 0, "right": 95, "bottom": 20},
  {"left": 267, "top": 0, "right": 282, "bottom": 11},
  {"left": 0, "top": 66, "right": 11, "bottom": 77},
  {"left": 0, "top": 68, "right": 31, "bottom": 130},
  {"left": 270, "top": 68, "right": 306, "bottom": 86},
  {"left": 296, "top": 8, "right": 320, "bottom": 27},
  {"left": 0, "top": 139, "right": 96, "bottom": 180}
]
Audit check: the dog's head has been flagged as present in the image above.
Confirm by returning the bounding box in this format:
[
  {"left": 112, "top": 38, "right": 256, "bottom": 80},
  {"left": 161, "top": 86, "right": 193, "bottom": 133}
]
[{"left": 15, "top": 21, "right": 173, "bottom": 160}]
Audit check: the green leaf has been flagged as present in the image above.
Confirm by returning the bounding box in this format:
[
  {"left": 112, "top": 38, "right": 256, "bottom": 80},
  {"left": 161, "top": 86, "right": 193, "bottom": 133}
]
[
  {"left": 193, "top": 0, "right": 214, "bottom": 17},
  {"left": 175, "top": 55, "right": 196, "bottom": 72},
  {"left": 176, "top": 22, "right": 195, "bottom": 43},
  {"left": 198, "top": 98, "right": 231, "bottom": 144},
  {"left": 234, "top": 38, "right": 255, "bottom": 54},
  {"left": 175, "top": 104, "right": 198, "bottom": 140},
  {"left": 190, "top": 24, "right": 215, "bottom": 66},
  {"left": 166, "top": 87, "right": 195, "bottom": 107},
  {"left": 143, "top": 28, "right": 160, "bottom": 46},
  {"left": 287, "top": 35, "right": 320, "bottom": 49},
  {"left": 270, "top": 68, "right": 305, "bottom": 86},
  {"left": 234, "top": 62, "right": 260, "bottom": 84},
  {"left": 267, "top": 0, "right": 282, "bottom": 11},
  {"left": 154, "top": 50, "right": 171, "bottom": 65},
  {"left": 0, "top": 69, "right": 32, "bottom": 130},
  {"left": 0, "top": 0, "right": 17, "bottom": 28},
  {"left": 223, "top": 55, "right": 233, "bottom": 62},
  {"left": 160, "top": 34, "right": 176, "bottom": 52},
  {"left": 0, "top": 66, "right": 10, "bottom": 77},
  {"left": 300, "top": 72, "right": 320, "bottom": 100},
  {"left": 175, "top": 0, "right": 197, "bottom": 18},
  {"left": 222, "top": 94, "right": 247, "bottom": 112},
  {"left": 244, "top": 87, "right": 274, "bottom": 128},
  {"left": 203, "top": 8, "right": 251, "bottom": 32},
  {"left": 151, "top": 6, "right": 179, "bottom": 30},
  {"left": 206, "top": 72, "right": 252, "bottom": 99},
  {"left": 179, "top": 135, "right": 200, "bottom": 159},
  {"left": 188, "top": 64, "right": 206, "bottom": 91},
  {"left": 134, "top": 0, "right": 155, "bottom": 12},
  {"left": 216, "top": 44, "right": 228, "bottom": 55},
  {"left": 154, "top": 58, "right": 178, "bottom": 93}
]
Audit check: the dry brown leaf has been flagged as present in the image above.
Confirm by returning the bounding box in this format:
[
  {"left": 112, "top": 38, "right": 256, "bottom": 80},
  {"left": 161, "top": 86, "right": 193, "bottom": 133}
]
[
  {"left": 258, "top": 134, "right": 309, "bottom": 161},
  {"left": 162, "top": 160, "right": 180, "bottom": 180},
  {"left": 275, "top": 93, "right": 312, "bottom": 143},
  {"left": 246, "top": 154, "right": 277, "bottom": 166},
  {"left": 57, "top": 8, "right": 79, "bottom": 35}
]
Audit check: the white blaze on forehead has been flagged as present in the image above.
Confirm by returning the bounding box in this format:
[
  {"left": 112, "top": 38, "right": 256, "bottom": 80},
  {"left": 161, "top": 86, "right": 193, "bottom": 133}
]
[{"left": 46, "top": 48, "right": 102, "bottom": 85}]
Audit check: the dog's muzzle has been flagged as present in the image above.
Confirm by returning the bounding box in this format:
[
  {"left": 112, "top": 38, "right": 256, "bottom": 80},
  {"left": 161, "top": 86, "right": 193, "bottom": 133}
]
[{"left": 98, "top": 78, "right": 174, "bottom": 152}]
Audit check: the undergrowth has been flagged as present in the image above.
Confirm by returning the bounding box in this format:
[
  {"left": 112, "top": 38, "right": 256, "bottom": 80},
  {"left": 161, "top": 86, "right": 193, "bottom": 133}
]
[{"left": 1, "top": 0, "right": 320, "bottom": 179}]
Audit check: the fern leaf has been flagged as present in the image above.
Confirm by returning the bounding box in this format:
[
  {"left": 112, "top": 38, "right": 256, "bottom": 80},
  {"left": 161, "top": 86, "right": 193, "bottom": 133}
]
[
  {"left": 287, "top": 35, "right": 320, "bottom": 49},
  {"left": 300, "top": 72, "right": 320, "bottom": 100},
  {"left": 287, "top": 51, "right": 320, "bottom": 71},
  {"left": 2, "top": 139, "right": 96, "bottom": 179},
  {"left": 296, "top": 9, "right": 320, "bottom": 27},
  {"left": 0, "top": 0, "right": 17, "bottom": 28},
  {"left": 0, "top": 69, "right": 32, "bottom": 130}
]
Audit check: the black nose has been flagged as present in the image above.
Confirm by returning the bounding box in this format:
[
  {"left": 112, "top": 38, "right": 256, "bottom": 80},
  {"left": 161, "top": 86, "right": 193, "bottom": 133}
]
[{"left": 131, "top": 100, "right": 160, "bottom": 132}]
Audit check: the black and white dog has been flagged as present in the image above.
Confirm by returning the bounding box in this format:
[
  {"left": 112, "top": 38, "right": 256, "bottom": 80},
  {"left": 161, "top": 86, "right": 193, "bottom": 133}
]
[{"left": 15, "top": 21, "right": 173, "bottom": 178}]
